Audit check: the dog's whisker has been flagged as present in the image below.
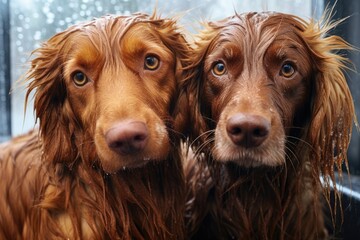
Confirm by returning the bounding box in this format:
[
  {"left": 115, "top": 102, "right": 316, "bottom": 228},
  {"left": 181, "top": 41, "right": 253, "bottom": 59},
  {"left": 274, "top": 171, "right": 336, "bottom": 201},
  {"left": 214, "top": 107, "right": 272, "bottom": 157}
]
[
  {"left": 190, "top": 129, "right": 215, "bottom": 147},
  {"left": 194, "top": 137, "right": 214, "bottom": 155},
  {"left": 203, "top": 116, "right": 216, "bottom": 125},
  {"left": 286, "top": 135, "right": 315, "bottom": 153},
  {"left": 284, "top": 146, "right": 298, "bottom": 172}
]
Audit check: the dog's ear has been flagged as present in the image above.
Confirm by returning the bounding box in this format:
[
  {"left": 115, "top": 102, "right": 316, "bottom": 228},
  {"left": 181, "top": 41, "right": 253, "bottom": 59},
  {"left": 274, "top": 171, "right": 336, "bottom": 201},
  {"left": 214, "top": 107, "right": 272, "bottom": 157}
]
[
  {"left": 25, "top": 28, "right": 79, "bottom": 165},
  {"left": 302, "top": 17, "right": 356, "bottom": 183},
  {"left": 171, "top": 40, "right": 208, "bottom": 144},
  {"left": 173, "top": 66, "right": 207, "bottom": 142},
  {"left": 148, "top": 16, "right": 207, "bottom": 142},
  {"left": 173, "top": 22, "right": 220, "bottom": 146},
  {"left": 172, "top": 57, "right": 191, "bottom": 137}
]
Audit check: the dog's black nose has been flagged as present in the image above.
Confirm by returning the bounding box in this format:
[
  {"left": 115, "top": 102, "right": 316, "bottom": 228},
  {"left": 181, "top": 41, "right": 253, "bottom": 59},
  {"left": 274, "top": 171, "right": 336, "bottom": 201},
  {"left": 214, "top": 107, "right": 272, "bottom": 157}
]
[
  {"left": 105, "top": 121, "right": 148, "bottom": 155},
  {"left": 226, "top": 113, "right": 270, "bottom": 148}
]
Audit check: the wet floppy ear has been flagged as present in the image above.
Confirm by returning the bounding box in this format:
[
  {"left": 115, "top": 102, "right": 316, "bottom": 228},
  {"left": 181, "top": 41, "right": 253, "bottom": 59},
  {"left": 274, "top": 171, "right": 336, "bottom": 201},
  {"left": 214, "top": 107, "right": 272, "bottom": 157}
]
[
  {"left": 173, "top": 42, "right": 214, "bottom": 146},
  {"left": 152, "top": 16, "right": 208, "bottom": 143},
  {"left": 305, "top": 31, "right": 356, "bottom": 183},
  {"left": 173, "top": 59, "right": 209, "bottom": 148},
  {"left": 173, "top": 68, "right": 206, "bottom": 142},
  {"left": 309, "top": 68, "right": 354, "bottom": 168},
  {"left": 169, "top": 29, "right": 209, "bottom": 143},
  {"left": 173, "top": 58, "right": 190, "bottom": 136},
  {"left": 25, "top": 30, "right": 78, "bottom": 165}
]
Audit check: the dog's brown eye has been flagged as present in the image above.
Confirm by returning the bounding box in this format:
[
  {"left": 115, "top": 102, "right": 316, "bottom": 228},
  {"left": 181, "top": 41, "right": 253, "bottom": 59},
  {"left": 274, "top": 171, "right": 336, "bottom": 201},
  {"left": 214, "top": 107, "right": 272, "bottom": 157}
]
[
  {"left": 281, "top": 63, "right": 295, "bottom": 78},
  {"left": 212, "top": 62, "right": 226, "bottom": 76},
  {"left": 144, "top": 55, "right": 160, "bottom": 70},
  {"left": 73, "top": 71, "right": 88, "bottom": 86}
]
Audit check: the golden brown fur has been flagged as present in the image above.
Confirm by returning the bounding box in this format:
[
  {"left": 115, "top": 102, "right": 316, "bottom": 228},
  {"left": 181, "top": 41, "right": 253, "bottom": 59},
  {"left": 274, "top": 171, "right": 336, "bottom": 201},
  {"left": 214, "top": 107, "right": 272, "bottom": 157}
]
[
  {"left": 0, "top": 13, "right": 192, "bottom": 239},
  {"left": 183, "top": 11, "right": 356, "bottom": 240}
]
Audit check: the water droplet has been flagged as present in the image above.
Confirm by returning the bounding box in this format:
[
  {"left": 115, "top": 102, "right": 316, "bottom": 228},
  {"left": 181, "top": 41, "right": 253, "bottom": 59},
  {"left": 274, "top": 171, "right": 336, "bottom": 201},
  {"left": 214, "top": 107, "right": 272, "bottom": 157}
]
[{"left": 33, "top": 31, "right": 41, "bottom": 40}]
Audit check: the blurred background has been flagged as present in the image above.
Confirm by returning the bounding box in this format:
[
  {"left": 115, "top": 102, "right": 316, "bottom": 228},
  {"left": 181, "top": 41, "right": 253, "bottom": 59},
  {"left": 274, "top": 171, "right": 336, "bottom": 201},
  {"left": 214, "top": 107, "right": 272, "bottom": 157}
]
[
  {"left": 0, "top": 0, "right": 359, "bottom": 238},
  {"left": 0, "top": 0, "right": 321, "bottom": 140}
]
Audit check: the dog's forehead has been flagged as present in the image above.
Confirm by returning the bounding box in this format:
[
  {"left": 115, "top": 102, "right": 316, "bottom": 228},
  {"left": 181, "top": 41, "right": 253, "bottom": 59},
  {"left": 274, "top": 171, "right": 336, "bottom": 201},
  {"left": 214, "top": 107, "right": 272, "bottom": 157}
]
[
  {"left": 59, "top": 14, "right": 167, "bottom": 57},
  {"left": 201, "top": 11, "right": 310, "bottom": 73},
  {"left": 208, "top": 11, "right": 304, "bottom": 52},
  {"left": 223, "top": 12, "right": 297, "bottom": 33}
]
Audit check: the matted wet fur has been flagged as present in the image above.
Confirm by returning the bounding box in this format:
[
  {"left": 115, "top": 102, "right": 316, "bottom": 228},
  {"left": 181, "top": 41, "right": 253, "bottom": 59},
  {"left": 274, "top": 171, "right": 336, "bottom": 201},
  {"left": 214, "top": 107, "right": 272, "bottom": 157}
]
[
  {"left": 183, "top": 11, "right": 356, "bottom": 240},
  {"left": 0, "top": 13, "right": 192, "bottom": 239}
]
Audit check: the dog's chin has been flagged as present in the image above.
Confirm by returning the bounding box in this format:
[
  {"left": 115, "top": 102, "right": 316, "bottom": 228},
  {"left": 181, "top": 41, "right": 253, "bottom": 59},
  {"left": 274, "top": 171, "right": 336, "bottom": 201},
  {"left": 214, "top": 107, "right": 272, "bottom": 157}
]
[
  {"left": 222, "top": 156, "right": 283, "bottom": 168},
  {"left": 227, "top": 157, "right": 266, "bottom": 168},
  {"left": 213, "top": 145, "right": 286, "bottom": 168},
  {"left": 100, "top": 156, "right": 163, "bottom": 174}
]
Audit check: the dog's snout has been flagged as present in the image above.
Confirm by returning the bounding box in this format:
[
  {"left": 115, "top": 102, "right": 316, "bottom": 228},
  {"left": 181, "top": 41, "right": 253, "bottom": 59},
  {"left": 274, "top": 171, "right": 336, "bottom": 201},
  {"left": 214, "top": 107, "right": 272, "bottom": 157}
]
[
  {"left": 105, "top": 121, "right": 149, "bottom": 155},
  {"left": 226, "top": 113, "right": 270, "bottom": 148}
]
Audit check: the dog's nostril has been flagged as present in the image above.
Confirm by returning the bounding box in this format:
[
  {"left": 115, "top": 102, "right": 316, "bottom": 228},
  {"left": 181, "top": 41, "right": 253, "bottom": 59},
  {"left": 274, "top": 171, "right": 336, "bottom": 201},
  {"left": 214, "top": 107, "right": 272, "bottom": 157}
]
[
  {"left": 134, "top": 134, "right": 146, "bottom": 141},
  {"left": 253, "top": 127, "right": 268, "bottom": 137},
  {"left": 253, "top": 128, "right": 260, "bottom": 136},
  {"left": 226, "top": 113, "right": 270, "bottom": 148},
  {"left": 105, "top": 121, "right": 148, "bottom": 155},
  {"left": 229, "top": 127, "right": 242, "bottom": 135},
  {"left": 109, "top": 141, "right": 123, "bottom": 149}
]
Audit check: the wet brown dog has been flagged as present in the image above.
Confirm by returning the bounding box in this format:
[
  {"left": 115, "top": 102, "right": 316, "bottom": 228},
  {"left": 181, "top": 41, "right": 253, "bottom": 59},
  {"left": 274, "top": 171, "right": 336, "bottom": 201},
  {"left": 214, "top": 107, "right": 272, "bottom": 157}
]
[
  {"left": 0, "top": 13, "right": 191, "bottom": 240},
  {"left": 184, "top": 11, "right": 356, "bottom": 240}
]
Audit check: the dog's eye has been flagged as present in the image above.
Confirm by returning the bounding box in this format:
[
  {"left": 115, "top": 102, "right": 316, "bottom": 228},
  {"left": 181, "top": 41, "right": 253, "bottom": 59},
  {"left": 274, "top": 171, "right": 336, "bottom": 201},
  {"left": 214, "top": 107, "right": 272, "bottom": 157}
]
[
  {"left": 212, "top": 61, "right": 226, "bottom": 76},
  {"left": 144, "top": 55, "right": 160, "bottom": 70},
  {"left": 72, "top": 71, "right": 88, "bottom": 86},
  {"left": 280, "top": 63, "right": 295, "bottom": 78}
]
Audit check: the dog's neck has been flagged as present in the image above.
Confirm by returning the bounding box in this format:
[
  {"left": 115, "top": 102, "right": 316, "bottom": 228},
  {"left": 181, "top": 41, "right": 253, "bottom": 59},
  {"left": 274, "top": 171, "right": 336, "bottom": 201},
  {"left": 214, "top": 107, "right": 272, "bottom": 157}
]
[
  {"left": 197, "top": 153, "right": 326, "bottom": 239},
  {"left": 41, "top": 148, "right": 185, "bottom": 239}
]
